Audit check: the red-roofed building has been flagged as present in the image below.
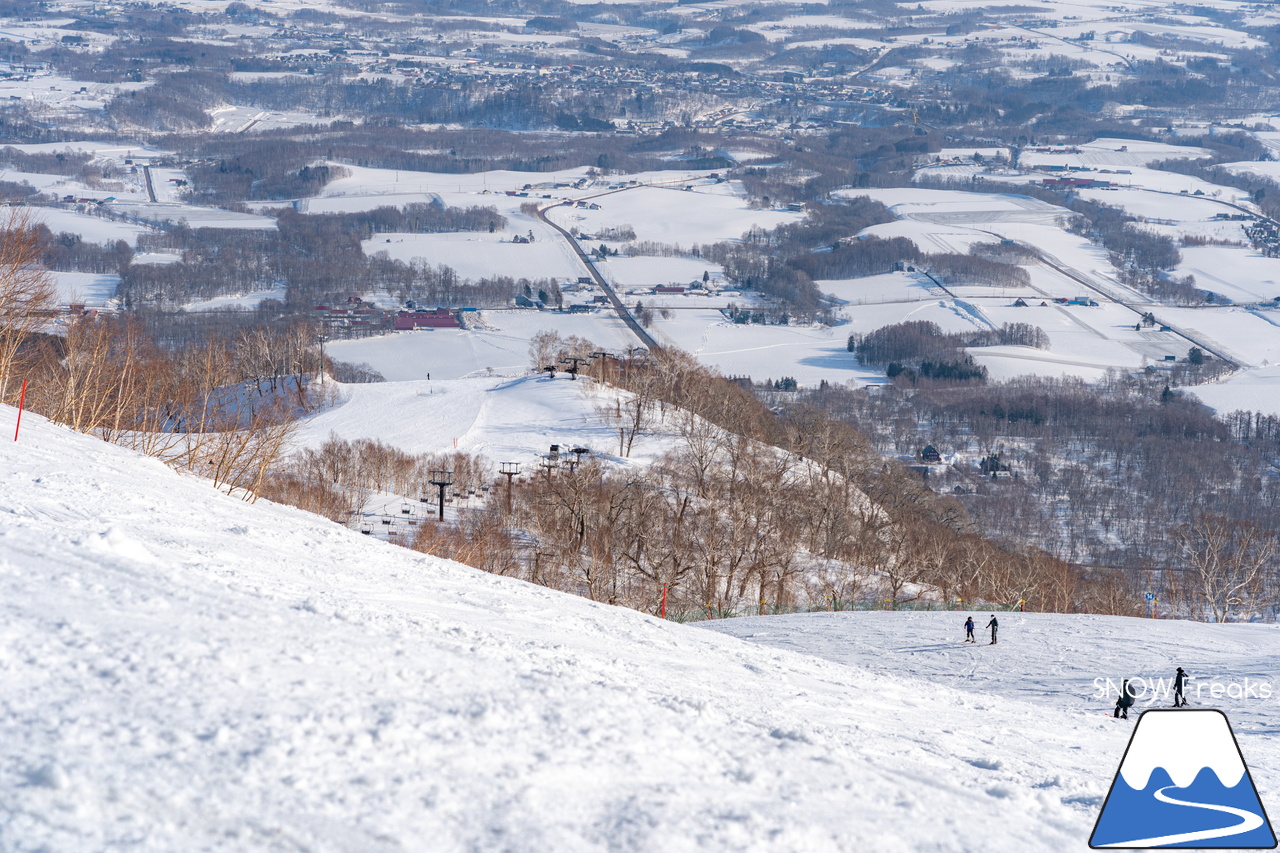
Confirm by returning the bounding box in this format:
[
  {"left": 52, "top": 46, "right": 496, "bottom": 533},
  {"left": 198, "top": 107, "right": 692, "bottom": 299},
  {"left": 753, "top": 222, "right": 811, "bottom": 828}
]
[{"left": 394, "top": 308, "right": 461, "bottom": 330}]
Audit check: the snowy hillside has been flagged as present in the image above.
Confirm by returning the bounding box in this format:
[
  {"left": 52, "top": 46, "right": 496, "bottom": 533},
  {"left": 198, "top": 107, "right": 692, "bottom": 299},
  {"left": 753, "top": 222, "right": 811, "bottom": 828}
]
[
  {"left": 293, "top": 374, "right": 680, "bottom": 466},
  {"left": 3, "top": 408, "right": 1277, "bottom": 851}
]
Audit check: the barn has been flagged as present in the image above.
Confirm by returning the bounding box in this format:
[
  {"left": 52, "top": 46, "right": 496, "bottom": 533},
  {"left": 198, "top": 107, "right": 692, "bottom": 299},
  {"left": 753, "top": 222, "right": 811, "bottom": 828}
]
[{"left": 394, "top": 309, "right": 461, "bottom": 330}]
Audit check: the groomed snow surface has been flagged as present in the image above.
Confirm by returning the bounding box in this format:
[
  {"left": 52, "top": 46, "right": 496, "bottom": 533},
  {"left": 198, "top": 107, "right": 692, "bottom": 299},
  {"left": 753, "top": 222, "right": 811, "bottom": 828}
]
[{"left": 3, "top": 403, "right": 1279, "bottom": 851}]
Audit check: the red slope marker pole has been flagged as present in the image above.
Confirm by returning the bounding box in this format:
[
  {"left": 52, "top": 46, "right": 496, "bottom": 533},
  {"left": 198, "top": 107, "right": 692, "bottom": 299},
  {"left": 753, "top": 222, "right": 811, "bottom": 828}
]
[
  {"left": 13, "top": 379, "right": 27, "bottom": 441},
  {"left": 660, "top": 584, "right": 668, "bottom": 620}
]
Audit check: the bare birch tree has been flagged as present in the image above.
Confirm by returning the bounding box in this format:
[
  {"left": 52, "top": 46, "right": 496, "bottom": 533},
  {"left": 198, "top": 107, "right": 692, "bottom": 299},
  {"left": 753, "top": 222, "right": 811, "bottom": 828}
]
[
  {"left": 1175, "top": 514, "right": 1279, "bottom": 622},
  {"left": 0, "top": 208, "right": 58, "bottom": 402}
]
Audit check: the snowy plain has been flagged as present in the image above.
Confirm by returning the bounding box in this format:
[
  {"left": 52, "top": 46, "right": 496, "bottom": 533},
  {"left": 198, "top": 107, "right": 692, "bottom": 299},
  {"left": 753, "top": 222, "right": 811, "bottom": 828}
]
[
  {"left": 12, "top": 137, "right": 1280, "bottom": 404},
  {"left": 325, "top": 311, "right": 638, "bottom": 381}
]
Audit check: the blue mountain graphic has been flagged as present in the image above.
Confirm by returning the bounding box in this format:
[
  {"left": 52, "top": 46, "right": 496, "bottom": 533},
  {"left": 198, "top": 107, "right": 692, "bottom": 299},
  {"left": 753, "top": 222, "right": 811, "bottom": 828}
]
[{"left": 1092, "top": 766, "right": 1277, "bottom": 848}]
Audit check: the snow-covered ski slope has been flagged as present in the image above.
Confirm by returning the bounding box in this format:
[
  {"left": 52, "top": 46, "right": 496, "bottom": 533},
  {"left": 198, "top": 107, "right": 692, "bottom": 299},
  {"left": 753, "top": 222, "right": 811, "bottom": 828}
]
[
  {"left": 2, "top": 409, "right": 1277, "bottom": 851},
  {"left": 292, "top": 374, "right": 700, "bottom": 472},
  {"left": 704, "top": 612, "right": 1280, "bottom": 736}
]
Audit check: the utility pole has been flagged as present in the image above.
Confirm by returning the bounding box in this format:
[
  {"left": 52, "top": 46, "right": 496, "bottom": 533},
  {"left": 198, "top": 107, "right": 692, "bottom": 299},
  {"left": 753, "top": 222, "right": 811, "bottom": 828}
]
[
  {"left": 499, "top": 461, "right": 520, "bottom": 511},
  {"left": 316, "top": 330, "right": 327, "bottom": 383},
  {"left": 588, "top": 350, "right": 611, "bottom": 381},
  {"left": 429, "top": 469, "right": 453, "bottom": 522}
]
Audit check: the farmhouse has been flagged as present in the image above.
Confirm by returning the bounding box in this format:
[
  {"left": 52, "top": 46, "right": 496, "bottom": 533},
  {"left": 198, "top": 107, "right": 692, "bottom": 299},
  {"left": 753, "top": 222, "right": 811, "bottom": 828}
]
[{"left": 394, "top": 309, "right": 462, "bottom": 330}]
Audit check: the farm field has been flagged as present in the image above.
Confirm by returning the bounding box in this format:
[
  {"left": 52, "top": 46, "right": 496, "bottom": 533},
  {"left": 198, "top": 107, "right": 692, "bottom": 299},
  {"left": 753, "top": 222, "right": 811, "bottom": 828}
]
[
  {"left": 546, "top": 182, "right": 803, "bottom": 247},
  {"left": 49, "top": 271, "right": 121, "bottom": 307},
  {"left": 9, "top": 136, "right": 1280, "bottom": 410},
  {"left": 326, "top": 309, "right": 638, "bottom": 381},
  {"left": 363, "top": 231, "right": 584, "bottom": 281}
]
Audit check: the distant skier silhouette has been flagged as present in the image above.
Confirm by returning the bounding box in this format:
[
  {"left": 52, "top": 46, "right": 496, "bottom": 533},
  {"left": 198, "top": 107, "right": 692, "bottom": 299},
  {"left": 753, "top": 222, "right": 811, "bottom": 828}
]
[
  {"left": 986, "top": 615, "right": 998, "bottom": 645},
  {"left": 1114, "top": 679, "right": 1136, "bottom": 719},
  {"left": 1174, "top": 667, "right": 1189, "bottom": 707},
  {"left": 964, "top": 616, "right": 976, "bottom": 643}
]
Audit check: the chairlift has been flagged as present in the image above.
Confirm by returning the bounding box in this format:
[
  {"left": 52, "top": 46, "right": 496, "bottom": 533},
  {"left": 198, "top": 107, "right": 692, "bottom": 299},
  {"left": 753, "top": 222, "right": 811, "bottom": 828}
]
[
  {"left": 381, "top": 517, "right": 393, "bottom": 525},
  {"left": 401, "top": 502, "right": 412, "bottom": 515}
]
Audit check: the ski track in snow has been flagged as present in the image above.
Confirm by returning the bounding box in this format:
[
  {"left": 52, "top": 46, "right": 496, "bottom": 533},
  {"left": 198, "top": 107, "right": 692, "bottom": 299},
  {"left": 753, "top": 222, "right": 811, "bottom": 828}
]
[{"left": 1, "top": 403, "right": 1278, "bottom": 851}]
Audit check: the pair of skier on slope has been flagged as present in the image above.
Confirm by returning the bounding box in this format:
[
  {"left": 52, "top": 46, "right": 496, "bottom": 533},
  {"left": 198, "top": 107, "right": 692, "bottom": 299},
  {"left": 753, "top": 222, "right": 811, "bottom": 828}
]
[
  {"left": 963, "top": 615, "right": 998, "bottom": 645},
  {"left": 1113, "top": 667, "right": 1191, "bottom": 719}
]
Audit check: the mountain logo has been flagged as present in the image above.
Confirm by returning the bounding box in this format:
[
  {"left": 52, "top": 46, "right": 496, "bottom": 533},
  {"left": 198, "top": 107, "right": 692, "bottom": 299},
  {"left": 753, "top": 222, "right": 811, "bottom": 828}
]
[{"left": 1091, "top": 709, "right": 1277, "bottom": 849}]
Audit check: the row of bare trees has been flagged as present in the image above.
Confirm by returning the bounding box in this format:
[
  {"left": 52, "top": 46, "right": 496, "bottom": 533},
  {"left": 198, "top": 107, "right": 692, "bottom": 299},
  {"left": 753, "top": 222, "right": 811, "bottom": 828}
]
[
  {"left": 22, "top": 315, "right": 309, "bottom": 497},
  {"left": 793, "top": 372, "right": 1280, "bottom": 622},
  {"left": 0, "top": 210, "right": 316, "bottom": 498},
  {"left": 262, "top": 435, "right": 491, "bottom": 523},
  {"left": 330, "top": 334, "right": 1138, "bottom": 618},
  {"left": 395, "top": 413, "right": 1135, "bottom": 618}
]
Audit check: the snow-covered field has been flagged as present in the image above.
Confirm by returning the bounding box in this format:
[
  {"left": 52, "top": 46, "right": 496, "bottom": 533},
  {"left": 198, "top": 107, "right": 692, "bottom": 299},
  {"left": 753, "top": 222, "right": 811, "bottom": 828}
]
[
  {"left": 814, "top": 178, "right": 1280, "bottom": 404},
  {"left": 295, "top": 374, "right": 675, "bottom": 467},
  {"left": 1178, "top": 246, "right": 1280, "bottom": 305},
  {"left": 10, "top": 127, "right": 1280, "bottom": 402},
  {"left": 50, "top": 271, "right": 120, "bottom": 307},
  {"left": 647, "top": 311, "right": 883, "bottom": 387},
  {"left": 28, "top": 208, "right": 152, "bottom": 244},
  {"left": 363, "top": 231, "right": 584, "bottom": 280},
  {"left": 4, "top": 405, "right": 1278, "bottom": 851},
  {"left": 599, "top": 255, "right": 723, "bottom": 288},
  {"left": 182, "top": 286, "right": 288, "bottom": 313},
  {"left": 1188, "top": 364, "right": 1280, "bottom": 416},
  {"left": 106, "top": 202, "right": 277, "bottom": 230},
  {"left": 325, "top": 310, "right": 638, "bottom": 381},
  {"left": 325, "top": 168, "right": 1280, "bottom": 401},
  {"left": 206, "top": 104, "right": 328, "bottom": 134},
  {"left": 548, "top": 183, "right": 802, "bottom": 247}
]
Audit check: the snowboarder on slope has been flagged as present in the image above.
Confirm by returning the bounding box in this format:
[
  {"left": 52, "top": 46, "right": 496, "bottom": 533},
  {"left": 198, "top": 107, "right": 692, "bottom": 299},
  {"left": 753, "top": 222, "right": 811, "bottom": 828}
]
[
  {"left": 1114, "top": 679, "right": 1136, "bottom": 719},
  {"left": 964, "top": 616, "right": 976, "bottom": 643},
  {"left": 1174, "top": 667, "right": 1189, "bottom": 707},
  {"left": 986, "top": 615, "right": 998, "bottom": 645}
]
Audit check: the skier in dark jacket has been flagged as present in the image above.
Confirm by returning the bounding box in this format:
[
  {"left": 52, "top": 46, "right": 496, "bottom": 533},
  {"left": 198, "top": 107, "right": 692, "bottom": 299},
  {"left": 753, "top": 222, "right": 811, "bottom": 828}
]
[
  {"left": 964, "top": 616, "right": 976, "bottom": 643},
  {"left": 986, "top": 615, "right": 999, "bottom": 645},
  {"left": 1174, "top": 667, "right": 1189, "bottom": 707},
  {"left": 1114, "top": 679, "right": 1136, "bottom": 719}
]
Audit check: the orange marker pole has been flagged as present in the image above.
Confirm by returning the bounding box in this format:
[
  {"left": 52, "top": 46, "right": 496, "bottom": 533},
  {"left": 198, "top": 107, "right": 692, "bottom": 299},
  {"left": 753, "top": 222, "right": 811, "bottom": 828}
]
[{"left": 13, "top": 379, "right": 27, "bottom": 441}]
